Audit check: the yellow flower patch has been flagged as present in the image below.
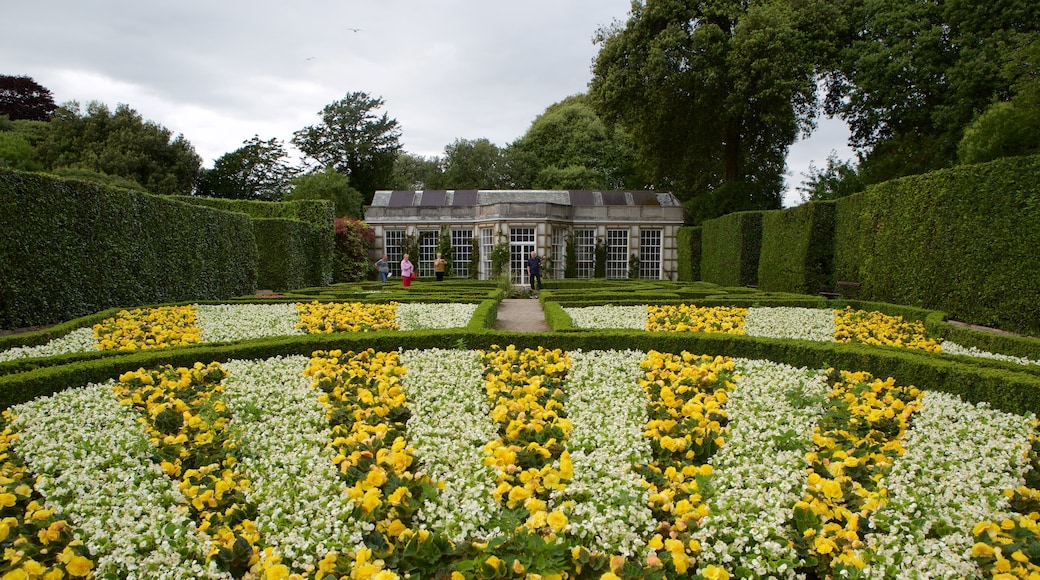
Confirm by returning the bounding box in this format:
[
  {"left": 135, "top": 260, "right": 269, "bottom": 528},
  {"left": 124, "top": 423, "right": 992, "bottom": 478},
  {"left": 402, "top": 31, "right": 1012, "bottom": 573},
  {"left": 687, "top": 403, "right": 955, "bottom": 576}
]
[
  {"left": 834, "top": 307, "right": 942, "bottom": 352},
  {"left": 0, "top": 413, "right": 95, "bottom": 578},
  {"left": 304, "top": 349, "right": 430, "bottom": 578},
  {"left": 646, "top": 304, "right": 747, "bottom": 334},
  {"left": 793, "top": 370, "right": 923, "bottom": 576},
  {"left": 479, "top": 345, "right": 573, "bottom": 535},
  {"left": 296, "top": 302, "right": 398, "bottom": 333},
  {"left": 636, "top": 351, "right": 735, "bottom": 576},
  {"left": 972, "top": 418, "right": 1040, "bottom": 578},
  {"left": 113, "top": 362, "right": 261, "bottom": 575},
  {"left": 93, "top": 305, "right": 201, "bottom": 350}
]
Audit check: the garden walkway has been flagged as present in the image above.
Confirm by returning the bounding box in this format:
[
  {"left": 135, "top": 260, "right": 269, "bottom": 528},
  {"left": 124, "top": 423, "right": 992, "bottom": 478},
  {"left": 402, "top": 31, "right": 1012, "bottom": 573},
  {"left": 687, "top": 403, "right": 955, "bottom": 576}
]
[{"left": 495, "top": 299, "right": 551, "bottom": 332}]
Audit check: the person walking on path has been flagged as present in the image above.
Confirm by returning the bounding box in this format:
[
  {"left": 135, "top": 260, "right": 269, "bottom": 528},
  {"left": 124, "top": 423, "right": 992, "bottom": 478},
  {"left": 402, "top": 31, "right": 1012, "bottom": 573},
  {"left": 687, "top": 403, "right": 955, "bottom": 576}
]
[
  {"left": 527, "top": 250, "right": 543, "bottom": 294},
  {"left": 375, "top": 254, "right": 389, "bottom": 283},
  {"left": 434, "top": 253, "right": 447, "bottom": 282},
  {"left": 401, "top": 253, "right": 415, "bottom": 288}
]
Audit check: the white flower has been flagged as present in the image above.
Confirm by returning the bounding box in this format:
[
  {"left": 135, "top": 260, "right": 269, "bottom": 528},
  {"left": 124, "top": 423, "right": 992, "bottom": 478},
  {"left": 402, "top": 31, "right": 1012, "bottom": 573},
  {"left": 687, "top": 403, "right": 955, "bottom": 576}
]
[
  {"left": 744, "top": 307, "right": 837, "bottom": 342},
  {"left": 397, "top": 303, "right": 478, "bottom": 330},
  {"left": 9, "top": 383, "right": 227, "bottom": 579},
  {"left": 564, "top": 306, "right": 647, "bottom": 329},
  {"left": 860, "top": 390, "right": 1034, "bottom": 579},
  {"left": 692, "top": 359, "right": 829, "bottom": 579},
  {"left": 221, "top": 356, "right": 365, "bottom": 572},
  {"left": 400, "top": 348, "right": 502, "bottom": 542},
  {"left": 941, "top": 341, "right": 1040, "bottom": 367},
  {"left": 195, "top": 303, "right": 304, "bottom": 343},
  {"left": 0, "top": 327, "right": 98, "bottom": 362}
]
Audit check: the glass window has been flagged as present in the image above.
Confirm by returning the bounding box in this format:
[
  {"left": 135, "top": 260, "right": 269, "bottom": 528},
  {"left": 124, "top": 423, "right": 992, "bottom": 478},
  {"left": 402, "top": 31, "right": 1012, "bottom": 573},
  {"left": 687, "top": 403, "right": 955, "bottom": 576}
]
[
  {"left": 384, "top": 230, "right": 404, "bottom": 277},
  {"left": 418, "top": 230, "right": 439, "bottom": 277},
  {"left": 480, "top": 227, "right": 495, "bottom": 280},
  {"left": 575, "top": 229, "right": 596, "bottom": 279},
  {"left": 551, "top": 227, "right": 567, "bottom": 279},
  {"left": 606, "top": 229, "right": 629, "bottom": 279},
  {"left": 451, "top": 228, "right": 473, "bottom": 278},
  {"left": 639, "top": 229, "right": 662, "bottom": 279}
]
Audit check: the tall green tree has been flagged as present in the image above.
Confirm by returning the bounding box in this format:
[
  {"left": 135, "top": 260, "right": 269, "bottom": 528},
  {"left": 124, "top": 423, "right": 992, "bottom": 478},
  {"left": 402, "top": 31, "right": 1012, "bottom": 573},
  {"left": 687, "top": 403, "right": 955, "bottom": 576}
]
[
  {"left": 590, "top": 0, "right": 841, "bottom": 223},
  {"left": 292, "top": 92, "right": 401, "bottom": 205},
  {"left": 286, "top": 166, "right": 364, "bottom": 219},
  {"left": 390, "top": 152, "right": 445, "bottom": 190},
  {"left": 0, "top": 75, "right": 57, "bottom": 121},
  {"left": 516, "top": 94, "right": 643, "bottom": 190},
  {"left": 825, "top": 0, "right": 1040, "bottom": 182},
  {"left": 796, "top": 152, "right": 865, "bottom": 202},
  {"left": 440, "top": 138, "right": 508, "bottom": 189},
  {"left": 35, "top": 101, "right": 201, "bottom": 194},
  {"left": 197, "top": 135, "right": 298, "bottom": 200}
]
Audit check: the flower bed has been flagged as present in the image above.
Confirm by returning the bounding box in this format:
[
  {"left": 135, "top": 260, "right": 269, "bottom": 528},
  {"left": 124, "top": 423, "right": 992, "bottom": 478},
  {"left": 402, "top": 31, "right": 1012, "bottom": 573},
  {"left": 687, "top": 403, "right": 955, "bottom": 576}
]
[
  {"left": 0, "top": 302, "right": 479, "bottom": 363},
  {"left": 2, "top": 347, "right": 1036, "bottom": 579},
  {"left": 565, "top": 305, "right": 1039, "bottom": 366}
]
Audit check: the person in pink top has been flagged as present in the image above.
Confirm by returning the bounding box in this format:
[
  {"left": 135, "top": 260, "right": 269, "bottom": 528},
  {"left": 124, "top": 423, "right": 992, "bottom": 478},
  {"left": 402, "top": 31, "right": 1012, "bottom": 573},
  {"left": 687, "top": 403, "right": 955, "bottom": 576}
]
[{"left": 400, "top": 253, "right": 414, "bottom": 287}]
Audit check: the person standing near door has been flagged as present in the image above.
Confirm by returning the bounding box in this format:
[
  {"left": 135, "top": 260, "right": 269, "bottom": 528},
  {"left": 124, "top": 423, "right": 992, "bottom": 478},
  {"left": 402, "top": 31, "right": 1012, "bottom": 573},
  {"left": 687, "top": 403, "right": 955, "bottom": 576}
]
[
  {"left": 527, "top": 250, "right": 542, "bottom": 294},
  {"left": 434, "top": 253, "right": 447, "bottom": 281}
]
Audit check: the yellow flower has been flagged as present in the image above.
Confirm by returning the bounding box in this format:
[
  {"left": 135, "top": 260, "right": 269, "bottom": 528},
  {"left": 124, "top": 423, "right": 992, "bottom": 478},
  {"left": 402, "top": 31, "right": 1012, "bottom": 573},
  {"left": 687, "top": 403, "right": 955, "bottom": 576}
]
[
  {"left": 702, "top": 565, "right": 730, "bottom": 580},
  {"left": 66, "top": 555, "right": 93, "bottom": 577},
  {"left": 265, "top": 564, "right": 291, "bottom": 580},
  {"left": 546, "top": 511, "right": 568, "bottom": 532}
]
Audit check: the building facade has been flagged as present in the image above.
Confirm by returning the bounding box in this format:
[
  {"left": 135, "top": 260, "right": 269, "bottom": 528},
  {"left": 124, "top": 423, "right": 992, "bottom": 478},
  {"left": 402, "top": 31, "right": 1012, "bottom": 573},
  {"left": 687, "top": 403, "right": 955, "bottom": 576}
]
[{"left": 364, "top": 190, "right": 685, "bottom": 284}]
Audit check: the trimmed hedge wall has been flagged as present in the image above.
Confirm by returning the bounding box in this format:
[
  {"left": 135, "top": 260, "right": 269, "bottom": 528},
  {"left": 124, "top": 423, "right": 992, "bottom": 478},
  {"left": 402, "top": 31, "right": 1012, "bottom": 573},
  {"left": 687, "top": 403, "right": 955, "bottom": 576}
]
[
  {"left": 700, "top": 211, "right": 764, "bottom": 287},
  {"left": 0, "top": 170, "right": 256, "bottom": 330},
  {"left": 758, "top": 201, "right": 836, "bottom": 295},
  {"left": 173, "top": 196, "right": 336, "bottom": 288},
  {"left": 676, "top": 226, "right": 702, "bottom": 281},
  {"left": 253, "top": 218, "right": 314, "bottom": 291},
  {"left": 835, "top": 155, "right": 1040, "bottom": 336}
]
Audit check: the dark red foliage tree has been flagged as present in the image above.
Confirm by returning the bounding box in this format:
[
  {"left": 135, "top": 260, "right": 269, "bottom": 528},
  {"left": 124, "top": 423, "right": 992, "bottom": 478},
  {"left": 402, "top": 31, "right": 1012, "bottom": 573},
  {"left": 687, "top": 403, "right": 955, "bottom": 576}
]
[{"left": 0, "top": 75, "right": 57, "bottom": 121}]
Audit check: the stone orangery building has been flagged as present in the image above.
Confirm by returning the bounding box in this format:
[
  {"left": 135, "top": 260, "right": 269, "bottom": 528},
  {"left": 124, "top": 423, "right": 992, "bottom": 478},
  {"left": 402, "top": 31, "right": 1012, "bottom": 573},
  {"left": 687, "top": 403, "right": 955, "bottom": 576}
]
[{"left": 364, "top": 190, "right": 685, "bottom": 285}]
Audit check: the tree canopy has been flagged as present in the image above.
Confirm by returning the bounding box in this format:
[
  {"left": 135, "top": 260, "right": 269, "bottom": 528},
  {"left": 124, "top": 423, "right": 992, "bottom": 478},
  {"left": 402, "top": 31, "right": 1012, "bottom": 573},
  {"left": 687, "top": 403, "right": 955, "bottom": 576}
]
[
  {"left": 197, "top": 135, "right": 297, "bottom": 200},
  {"left": 0, "top": 75, "right": 57, "bottom": 121},
  {"left": 825, "top": 0, "right": 1040, "bottom": 182},
  {"left": 292, "top": 92, "right": 401, "bottom": 205},
  {"left": 35, "top": 101, "right": 201, "bottom": 194},
  {"left": 285, "top": 167, "right": 364, "bottom": 219},
  {"left": 589, "top": 0, "right": 842, "bottom": 222}
]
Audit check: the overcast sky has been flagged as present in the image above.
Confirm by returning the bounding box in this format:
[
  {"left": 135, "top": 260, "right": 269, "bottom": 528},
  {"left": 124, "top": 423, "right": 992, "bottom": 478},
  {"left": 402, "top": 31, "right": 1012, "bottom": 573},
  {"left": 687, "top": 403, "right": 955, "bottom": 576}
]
[{"left": 3, "top": 0, "right": 854, "bottom": 206}]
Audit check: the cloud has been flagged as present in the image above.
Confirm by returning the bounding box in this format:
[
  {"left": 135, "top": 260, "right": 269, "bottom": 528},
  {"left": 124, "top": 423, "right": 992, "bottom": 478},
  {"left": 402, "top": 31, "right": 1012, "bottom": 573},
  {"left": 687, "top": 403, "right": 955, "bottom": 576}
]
[{"left": 2, "top": 0, "right": 851, "bottom": 196}]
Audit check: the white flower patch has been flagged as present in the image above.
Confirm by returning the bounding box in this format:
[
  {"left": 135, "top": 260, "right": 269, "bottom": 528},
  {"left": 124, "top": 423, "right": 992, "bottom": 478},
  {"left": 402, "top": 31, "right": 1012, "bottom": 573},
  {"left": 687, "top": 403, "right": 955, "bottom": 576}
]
[
  {"left": 563, "top": 305, "right": 648, "bottom": 330},
  {"left": 221, "top": 356, "right": 365, "bottom": 573},
  {"left": 10, "top": 383, "right": 227, "bottom": 579},
  {"left": 860, "top": 391, "right": 1034, "bottom": 580},
  {"left": 692, "top": 359, "right": 829, "bottom": 579},
  {"left": 0, "top": 327, "right": 98, "bottom": 362},
  {"left": 195, "top": 303, "right": 304, "bottom": 343},
  {"left": 399, "top": 348, "right": 502, "bottom": 543},
  {"left": 941, "top": 341, "right": 1040, "bottom": 367},
  {"left": 396, "top": 302, "right": 478, "bottom": 330},
  {"left": 744, "top": 307, "right": 837, "bottom": 342},
  {"left": 554, "top": 350, "right": 655, "bottom": 557}
]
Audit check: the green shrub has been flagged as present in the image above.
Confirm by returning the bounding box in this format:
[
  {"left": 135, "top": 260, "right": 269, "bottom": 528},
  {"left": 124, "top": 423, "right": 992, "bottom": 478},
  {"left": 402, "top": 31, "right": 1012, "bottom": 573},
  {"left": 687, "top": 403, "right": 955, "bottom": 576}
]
[
  {"left": 676, "top": 226, "right": 701, "bottom": 281},
  {"left": 834, "top": 155, "right": 1040, "bottom": 336},
  {"left": 0, "top": 170, "right": 256, "bottom": 330},
  {"left": 758, "top": 201, "right": 835, "bottom": 294},
  {"left": 700, "top": 211, "right": 764, "bottom": 287}
]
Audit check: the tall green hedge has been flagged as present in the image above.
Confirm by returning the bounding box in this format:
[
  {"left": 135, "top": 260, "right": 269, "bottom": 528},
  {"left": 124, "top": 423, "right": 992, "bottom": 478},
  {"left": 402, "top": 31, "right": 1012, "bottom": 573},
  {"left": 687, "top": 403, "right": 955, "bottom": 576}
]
[
  {"left": 758, "top": 201, "right": 836, "bottom": 294},
  {"left": 173, "top": 196, "right": 336, "bottom": 287},
  {"left": 700, "top": 211, "right": 764, "bottom": 287},
  {"left": 676, "top": 226, "right": 702, "bottom": 281},
  {"left": 836, "top": 155, "right": 1040, "bottom": 336},
  {"left": 253, "top": 218, "right": 314, "bottom": 291},
  {"left": 0, "top": 170, "right": 256, "bottom": 330},
  {"left": 833, "top": 191, "right": 869, "bottom": 286}
]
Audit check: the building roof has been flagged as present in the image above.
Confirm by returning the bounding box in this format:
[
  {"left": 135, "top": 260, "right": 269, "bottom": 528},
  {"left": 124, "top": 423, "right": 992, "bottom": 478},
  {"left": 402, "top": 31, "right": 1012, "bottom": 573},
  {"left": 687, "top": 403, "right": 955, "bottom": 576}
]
[{"left": 369, "top": 190, "right": 682, "bottom": 208}]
